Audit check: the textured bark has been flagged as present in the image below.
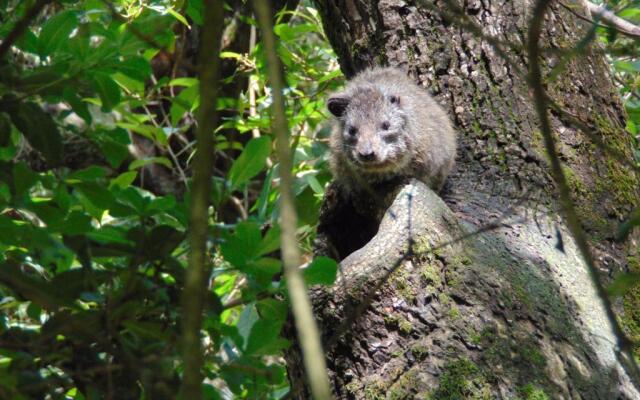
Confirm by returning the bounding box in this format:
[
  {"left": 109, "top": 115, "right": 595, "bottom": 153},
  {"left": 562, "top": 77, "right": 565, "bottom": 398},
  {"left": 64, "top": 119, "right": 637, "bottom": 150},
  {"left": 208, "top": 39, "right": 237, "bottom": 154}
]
[{"left": 286, "top": 0, "right": 640, "bottom": 398}]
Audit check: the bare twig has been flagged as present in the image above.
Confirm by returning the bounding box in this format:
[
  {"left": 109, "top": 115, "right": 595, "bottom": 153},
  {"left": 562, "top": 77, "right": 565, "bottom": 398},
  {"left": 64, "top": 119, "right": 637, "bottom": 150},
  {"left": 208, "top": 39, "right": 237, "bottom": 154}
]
[
  {"left": 139, "top": 103, "right": 190, "bottom": 187},
  {"left": 558, "top": 1, "right": 613, "bottom": 31},
  {"left": 527, "top": 0, "right": 640, "bottom": 385},
  {"left": 229, "top": 196, "right": 248, "bottom": 220},
  {"left": 558, "top": 1, "right": 640, "bottom": 39},
  {"left": 248, "top": 24, "right": 261, "bottom": 140},
  {"left": 180, "top": 1, "right": 223, "bottom": 399},
  {"left": 253, "top": 1, "right": 333, "bottom": 399},
  {"left": 0, "top": 0, "right": 50, "bottom": 60},
  {"left": 586, "top": 1, "right": 640, "bottom": 39}
]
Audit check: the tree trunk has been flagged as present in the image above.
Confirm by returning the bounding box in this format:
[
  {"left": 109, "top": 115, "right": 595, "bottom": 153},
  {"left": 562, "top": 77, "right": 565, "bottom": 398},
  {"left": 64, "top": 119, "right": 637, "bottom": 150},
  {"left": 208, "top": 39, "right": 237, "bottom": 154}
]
[{"left": 286, "top": 0, "right": 640, "bottom": 398}]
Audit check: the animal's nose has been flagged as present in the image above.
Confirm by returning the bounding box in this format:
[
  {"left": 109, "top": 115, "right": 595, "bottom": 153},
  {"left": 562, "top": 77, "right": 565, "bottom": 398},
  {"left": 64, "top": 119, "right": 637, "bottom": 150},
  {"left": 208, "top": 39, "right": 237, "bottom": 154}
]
[{"left": 358, "top": 149, "right": 376, "bottom": 162}]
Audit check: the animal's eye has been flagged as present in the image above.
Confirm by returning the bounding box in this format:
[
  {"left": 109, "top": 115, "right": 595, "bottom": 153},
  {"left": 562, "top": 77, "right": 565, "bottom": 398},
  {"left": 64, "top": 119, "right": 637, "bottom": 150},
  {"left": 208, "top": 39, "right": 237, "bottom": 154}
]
[
  {"left": 383, "top": 133, "right": 398, "bottom": 143},
  {"left": 348, "top": 126, "right": 358, "bottom": 136},
  {"left": 389, "top": 95, "right": 399, "bottom": 104},
  {"left": 381, "top": 121, "right": 390, "bottom": 130}
]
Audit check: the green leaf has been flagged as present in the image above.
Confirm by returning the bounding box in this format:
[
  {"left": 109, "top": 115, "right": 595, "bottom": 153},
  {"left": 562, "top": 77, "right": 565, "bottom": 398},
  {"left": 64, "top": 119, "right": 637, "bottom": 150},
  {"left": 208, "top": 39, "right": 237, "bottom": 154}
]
[
  {"left": 303, "top": 257, "right": 338, "bottom": 285},
  {"left": 245, "top": 257, "right": 281, "bottom": 282},
  {"left": 4, "top": 99, "right": 63, "bottom": 166},
  {"left": 27, "top": 302, "right": 42, "bottom": 320},
  {"left": 0, "top": 261, "right": 73, "bottom": 311},
  {"left": 220, "top": 51, "right": 242, "bottom": 60},
  {"left": 53, "top": 211, "right": 92, "bottom": 235},
  {"left": 12, "top": 162, "right": 38, "bottom": 197},
  {"left": 110, "top": 187, "right": 147, "bottom": 216},
  {"left": 99, "top": 139, "right": 129, "bottom": 168},
  {"left": 256, "top": 167, "right": 275, "bottom": 220},
  {"left": 147, "top": 196, "right": 177, "bottom": 214},
  {"left": 256, "top": 298, "right": 287, "bottom": 323},
  {"left": 170, "top": 84, "right": 199, "bottom": 125},
  {"left": 38, "top": 11, "right": 78, "bottom": 56},
  {"left": 122, "top": 320, "right": 169, "bottom": 341},
  {"left": 220, "top": 221, "right": 262, "bottom": 268},
  {"left": 74, "top": 182, "right": 115, "bottom": 212},
  {"left": 16, "top": 29, "right": 39, "bottom": 54},
  {"left": 117, "top": 57, "right": 152, "bottom": 82},
  {"left": 129, "top": 157, "right": 172, "bottom": 170},
  {"left": 144, "top": 225, "right": 184, "bottom": 259},
  {"left": 87, "top": 226, "right": 134, "bottom": 246},
  {"left": 237, "top": 304, "right": 258, "bottom": 348},
  {"left": 169, "top": 77, "right": 199, "bottom": 87},
  {"left": 228, "top": 136, "right": 272, "bottom": 190},
  {"left": 318, "top": 69, "right": 342, "bottom": 83},
  {"left": 68, "top": 166, "right": 107, "bottom": 182},
  {"left": 110, "top": 171, "right": 137, "bottom": 189},
  {"left": 245, "top": 319, "right": 287, "bottom": 355},
  {"left": 112, "top": 72, "right": 145, "bottom": 94},
  {"left": 0, "top": 182, "right": 11, "bottom": 204},
  {"left": 63, "top": 88, "right": 92, "bottom": 124},
  {"left": 91, "top": 72, "right": 121, "bottom": 111},
  {"left": 257, "top": 225, "right": 280, "bottom": 256},
  {"left": 186, "top": 0, "right": 203, "bottom": 25},
  {"left": 167, "top": 8, "right": 190, "bottom": 27}
]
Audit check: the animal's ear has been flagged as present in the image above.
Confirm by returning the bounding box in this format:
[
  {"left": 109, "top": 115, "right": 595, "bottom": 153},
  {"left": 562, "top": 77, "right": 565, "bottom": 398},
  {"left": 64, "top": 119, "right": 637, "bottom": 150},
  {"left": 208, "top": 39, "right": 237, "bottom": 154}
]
[{"left": 328, "top": 95, "right": 350, "bottom": 117}]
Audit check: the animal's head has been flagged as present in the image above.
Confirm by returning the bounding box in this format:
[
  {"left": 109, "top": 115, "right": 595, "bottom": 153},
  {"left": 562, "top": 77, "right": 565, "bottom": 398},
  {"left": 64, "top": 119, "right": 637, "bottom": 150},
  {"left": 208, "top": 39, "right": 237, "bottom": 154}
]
[{"left": 328, "top": 85, "right": 410, "bottom": 174}]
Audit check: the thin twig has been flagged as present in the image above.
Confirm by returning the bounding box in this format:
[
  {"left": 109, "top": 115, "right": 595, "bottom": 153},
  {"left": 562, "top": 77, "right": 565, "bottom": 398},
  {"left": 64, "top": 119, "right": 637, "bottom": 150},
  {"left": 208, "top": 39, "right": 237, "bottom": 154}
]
[
  {"left": 527, "top": 0, "right": 640, "bottom": 386},
  {"left": 140, "top": 103, "right": 190, "bottom": 187},
  {"left": 248, "top": 24, "right": 261, "bottom": 140},
  {"left": 559, "top": 1, "right": 640, "bottom": 40},
  {"left": 586, "top": 1, "right": 640, "bottom": 39},
  {"left": 179, "top": 0, "right": 223, "bottom": 398},
  {"left": 558, "top": 1, "right": 614, "bottom": 32},
  {"left": 253, "top": 1, "right": 333, "bottom": 399}
]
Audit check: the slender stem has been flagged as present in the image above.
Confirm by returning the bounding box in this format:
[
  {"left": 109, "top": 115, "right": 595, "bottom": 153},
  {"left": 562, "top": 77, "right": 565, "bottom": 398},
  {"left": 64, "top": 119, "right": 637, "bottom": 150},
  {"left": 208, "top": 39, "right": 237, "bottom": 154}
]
[
  {"left": 179, "top": 1, "right": 223, "bottom": 398},
  {"left": 252, "top": 1, "right": 333, "bottom": 399}
]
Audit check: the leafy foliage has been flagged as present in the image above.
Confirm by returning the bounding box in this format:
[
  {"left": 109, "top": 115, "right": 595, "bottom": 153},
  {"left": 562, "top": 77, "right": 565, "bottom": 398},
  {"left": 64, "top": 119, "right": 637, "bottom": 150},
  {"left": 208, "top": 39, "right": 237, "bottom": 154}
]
[
  {"left": 1, "top": 0, "right": 638, "bottom": 397},
  {"left": 0, "top": 0, "right": 342, "bottom": 398}
]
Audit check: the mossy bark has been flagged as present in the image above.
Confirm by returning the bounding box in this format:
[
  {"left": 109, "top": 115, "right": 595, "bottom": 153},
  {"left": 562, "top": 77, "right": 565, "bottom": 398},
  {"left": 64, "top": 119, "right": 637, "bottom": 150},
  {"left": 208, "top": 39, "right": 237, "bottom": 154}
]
[{"left": 284, "top": 0, "right": 640, "bottom": 398}]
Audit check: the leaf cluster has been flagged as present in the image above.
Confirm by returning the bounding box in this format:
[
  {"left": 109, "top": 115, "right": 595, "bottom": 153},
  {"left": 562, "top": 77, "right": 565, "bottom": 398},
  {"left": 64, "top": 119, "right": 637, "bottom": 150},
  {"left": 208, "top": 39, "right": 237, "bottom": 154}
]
[{"left": 0, "top": 0, "right": 341, "bottom": 398}]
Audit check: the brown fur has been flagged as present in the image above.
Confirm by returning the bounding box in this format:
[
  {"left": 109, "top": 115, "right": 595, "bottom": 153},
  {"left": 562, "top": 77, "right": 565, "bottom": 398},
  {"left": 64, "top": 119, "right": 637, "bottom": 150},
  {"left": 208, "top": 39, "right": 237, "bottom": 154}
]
[{"left": 327, "top": 67, "right": 457, "bottom": 192}]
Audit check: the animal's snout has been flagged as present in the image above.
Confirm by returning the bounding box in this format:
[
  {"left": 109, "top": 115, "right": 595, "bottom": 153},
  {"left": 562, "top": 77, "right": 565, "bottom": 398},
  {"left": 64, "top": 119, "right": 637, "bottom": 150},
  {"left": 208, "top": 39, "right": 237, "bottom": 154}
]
[{"left": 358, "top": 149, "right": 376, "bottom": 162}]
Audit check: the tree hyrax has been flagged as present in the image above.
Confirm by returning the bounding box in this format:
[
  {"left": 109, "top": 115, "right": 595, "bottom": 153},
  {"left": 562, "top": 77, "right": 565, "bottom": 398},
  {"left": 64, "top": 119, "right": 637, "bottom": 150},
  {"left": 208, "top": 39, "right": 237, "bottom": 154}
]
[{"left": 327, "top": 67, "right": 456, "bottom": 191}]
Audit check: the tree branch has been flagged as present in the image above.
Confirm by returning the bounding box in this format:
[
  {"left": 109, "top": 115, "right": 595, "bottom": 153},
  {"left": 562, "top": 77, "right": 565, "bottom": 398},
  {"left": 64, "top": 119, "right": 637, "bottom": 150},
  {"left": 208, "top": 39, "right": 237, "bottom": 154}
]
[
  {"left": 252, "top": 1, "right": 333, "bottom": 399},
  {"left": 527, "top": 0, "right": 640, "bottom": 386},
  {"left": 586, "top": 1, "right": 640, "bottom": 39},
  {"left": 559, "top": 1, "right": 640, "bottom": 40},
  {"left": 180, "top": 0, "right": 224, "bottom": 398}
]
